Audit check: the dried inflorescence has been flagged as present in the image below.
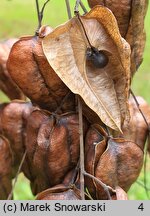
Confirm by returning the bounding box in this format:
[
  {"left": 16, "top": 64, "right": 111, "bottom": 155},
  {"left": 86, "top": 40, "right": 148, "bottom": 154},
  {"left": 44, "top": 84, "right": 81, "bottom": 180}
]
[
  {"left": 0, "top": 1, "right": 149, "bottom": 200},
  {"left": 0, "top": 94, "right": 149, "bottom": 200}
]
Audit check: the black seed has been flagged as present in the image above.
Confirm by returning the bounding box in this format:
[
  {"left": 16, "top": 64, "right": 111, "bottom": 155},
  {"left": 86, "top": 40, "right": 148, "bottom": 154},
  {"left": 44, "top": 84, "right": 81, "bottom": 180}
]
[{"left": 86, "top": 47, "right": 109, "bottom": 68}]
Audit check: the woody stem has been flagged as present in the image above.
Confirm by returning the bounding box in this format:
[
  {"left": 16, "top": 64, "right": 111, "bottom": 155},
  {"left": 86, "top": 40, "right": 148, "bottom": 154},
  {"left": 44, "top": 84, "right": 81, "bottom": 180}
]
[{"left": 78, "top": 97, "right": 85, "bottom": 200}]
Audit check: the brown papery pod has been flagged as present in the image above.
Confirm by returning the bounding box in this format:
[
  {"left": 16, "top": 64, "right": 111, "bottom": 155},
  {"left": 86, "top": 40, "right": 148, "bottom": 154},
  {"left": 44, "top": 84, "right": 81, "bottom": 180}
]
[
  {"left": 84, "top": 125, "right": 107, "bottom": 199},
  {"left": 43, "top": 6, "right": 131, "bottom": 131},
  {"left": 0, "top": 100, "right": 33, "bottom": 175},
  {"left": 36, "top": 169, "right": 82, "bottom": 200},
  {"left": 24, "top": 110, "right": 89, "bottom": 195},
  {"left": 88, "top": 0, "right": 148, "bottom": 75},
  {"left": 0, "top": 103, "right": 8, "bottom": 134},
  {"left": 0, "top": 135, "right": 12, "bottom": 200},
  {"left": 36, "top": 184, "right": 81, "bottom": 200},
  {"left": 121, "top": 96, "right": 150, "bottom": 151},
  {"left": 7, "top": 26, "right": 75, "bottom": 112},
  {"left": 94, "top": 138, "right": 143, "bottom": 199},
  {"left": 115, "top": 186, "right": 128, "bottom": 200},
  {"left": 0, "top": 39, "right": 25, "bottom": 100}
]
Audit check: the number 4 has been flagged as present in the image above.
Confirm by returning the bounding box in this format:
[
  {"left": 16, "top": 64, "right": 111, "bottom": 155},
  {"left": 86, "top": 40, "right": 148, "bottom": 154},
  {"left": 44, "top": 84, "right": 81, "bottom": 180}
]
[{"left": 138, "top": 203, "right": 144, "bottom": 211}]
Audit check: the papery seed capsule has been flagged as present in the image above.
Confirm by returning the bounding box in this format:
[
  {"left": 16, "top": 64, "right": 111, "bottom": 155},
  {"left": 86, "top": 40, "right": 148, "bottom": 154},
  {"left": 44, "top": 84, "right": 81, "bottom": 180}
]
[{"left": 86, "top": 47, "right": 109, "bottom": 68}]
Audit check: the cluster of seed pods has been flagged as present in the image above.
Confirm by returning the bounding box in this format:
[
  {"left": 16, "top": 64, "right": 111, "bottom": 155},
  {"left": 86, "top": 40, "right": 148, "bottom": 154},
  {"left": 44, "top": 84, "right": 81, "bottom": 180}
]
[{"left": 0, "top": 0, "right": 149, "bottom": 200}]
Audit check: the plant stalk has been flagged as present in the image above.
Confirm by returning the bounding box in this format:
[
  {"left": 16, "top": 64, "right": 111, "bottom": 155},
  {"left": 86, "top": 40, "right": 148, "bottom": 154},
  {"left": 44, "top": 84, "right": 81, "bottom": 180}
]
[{"left": 78, "top": 97, "right": 85, "bottom": 200}]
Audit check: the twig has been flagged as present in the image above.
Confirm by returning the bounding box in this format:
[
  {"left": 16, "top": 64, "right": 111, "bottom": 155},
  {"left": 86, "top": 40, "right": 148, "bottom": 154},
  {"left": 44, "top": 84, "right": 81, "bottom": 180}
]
[
  {"left": 80, "top": 1, "right": 87, "bottom": 14},
  {"left": 74, "top": 0, "right": 81, "bottom": 14},
  {"left": 83, "top": 171, "right": 115, "bottom": 200},
  {"left": 7, "top": 150, "right": 27, "bottom": 200},
  {"left": 78, "top": 97, "right": 85, "bottom": 200},
  {"left": 35, "top": 0, "right": 41, "bottom": 29},
  {"left": 65, "top": 0, "right": 72, "bottom": 19},
  {"left": 35, "top": 0, "right": 50, "bottom": 34},
  {"left": 40, "top": 0, "right": 50, "bottom": 18}
]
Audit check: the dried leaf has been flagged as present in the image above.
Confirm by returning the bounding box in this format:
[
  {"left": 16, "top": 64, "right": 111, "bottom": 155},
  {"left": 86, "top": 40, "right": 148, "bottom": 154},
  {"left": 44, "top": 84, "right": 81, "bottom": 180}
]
[
  {"left": 43, "top": 6, "right": 130, "bottom": 131},
  {"left": 7, "top": 26, "right": 75, "bottom": 112},
  {"left": 0, "top": 135, "right": 12, "bottom": 200}
]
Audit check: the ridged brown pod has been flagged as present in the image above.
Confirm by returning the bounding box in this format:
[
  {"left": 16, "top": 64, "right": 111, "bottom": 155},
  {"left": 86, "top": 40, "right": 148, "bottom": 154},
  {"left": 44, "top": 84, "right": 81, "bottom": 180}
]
[
  {"left": 0, "top": 100, "right": 33, "bottom": 174},
  {"left": 87, "top": 0, "right": 148, "bottom": 75},
  {"left": 0, "top": 135, "right": 12, "bottom": 200},
  {"left": 85, "top": 126, "right": 143, "bottom": 199},
  {"left": 24, "top": 110, "right": 89, "bottom": 195},
  {"left": 36, "top": 170, "right": 84, "bottom": 200},
  {"left": 121, "top": 96, "right": 150, "bottom": 151},
  {"left": 7, "top": 26, "right": 75, "bottom": 112},
  {"left": 0, "top": 39, "right": 25, "bottom": 100},
  {"left": 36, "top": 184, "right": 81, "bottom": 200}
]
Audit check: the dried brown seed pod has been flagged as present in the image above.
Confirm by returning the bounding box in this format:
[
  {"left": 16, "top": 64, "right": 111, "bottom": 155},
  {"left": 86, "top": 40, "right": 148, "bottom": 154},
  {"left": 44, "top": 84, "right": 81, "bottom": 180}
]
[
  {"left": 0, "top": 135, "right": 12, "bottom": 200},
  {"left": 84, "top": 125, "right": 107, "bottom": 199},
  {"left": 114, "top": 186, "right": 128, "bottom": 200},
  {"left": 95, "top": 138, "right": 143, "bottom": 199},
  {"left": 87, "top": 0, "right": 132, "bottom": 37},
  {"left": 0, "top": 39, "right": 25, "bottom": 100},
  {"left": 36, "top": 170, "right": 85, "bottom": 200},
  {"left": 43, "top": 6, "right": 130, "bottom": 131},
  {"left": 85, "top": 126, "right": 143, "bottom": 199},
  {"left": 7, "top": 26, "right": 75, "bottom": 112},
  {"left": 121, "top": 96, "right": 150, "bottom": 151},
  {"left": 0, "top": 100, "right": 33, "bottom": 174},
  {"left": 24, "top": 110, "right": 89, "bottom": 195},
  {"left": 87, "top": 0, "right": 148, "bottom": 75},
  {"left": 36, "top": 184, "right": 81, "bottom": 200}
]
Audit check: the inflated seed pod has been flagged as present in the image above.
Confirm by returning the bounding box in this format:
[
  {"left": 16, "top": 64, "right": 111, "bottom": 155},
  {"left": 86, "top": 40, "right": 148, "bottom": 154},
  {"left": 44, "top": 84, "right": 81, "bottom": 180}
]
[
  {"left": 36, "top": 170, "right": 81, "bottom": 200},
  {"left": 0, "top": 39, "right": 25, "bottom": 100},
  {"left": 7, "top": 26, "right": 75, "bottom": 112},
  {"left": 84, "top": 125, "right": 107, "bottom": 199},
  {"left": 0, "top": 100, "right": 33, "bottom": 174},
  {"left": 88, "top": 0, "right": 148, "bottom": 75},
  {"left": 36, "top": 184, "right": 81, "bottom": 200},
  {"left": 85, "top": 127, "right": 143, "bottom": 199},
  {"left": 121, "top": 96, "right": 150, "bottom": 151},
  {"left": 87, "top": 0, "right": 132, "bottom": 37},
  {"left": 0, "top": 135, "right": 12, "bottom": 200},
  {"left": 24, "top": 110, "right": 89, "bottom": 195}
]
